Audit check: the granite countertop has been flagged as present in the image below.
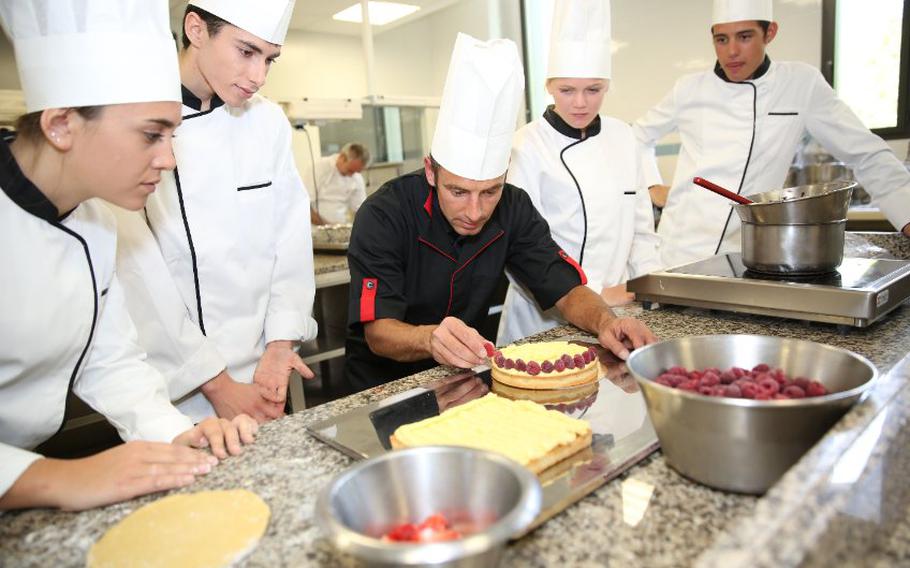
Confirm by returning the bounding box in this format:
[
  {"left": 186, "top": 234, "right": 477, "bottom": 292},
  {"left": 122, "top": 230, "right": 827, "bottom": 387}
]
[
  {"left": 3, "top": 233, "right": 910, "bottom": 567},
  {"left": 312, "top": 253, "right": 348, "bottom": 276}
]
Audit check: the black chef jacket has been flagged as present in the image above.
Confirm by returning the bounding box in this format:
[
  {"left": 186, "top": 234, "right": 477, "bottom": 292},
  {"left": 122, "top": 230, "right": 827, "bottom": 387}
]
[{"left": 344, "top": 169, "right": 587, "bottom": 392}]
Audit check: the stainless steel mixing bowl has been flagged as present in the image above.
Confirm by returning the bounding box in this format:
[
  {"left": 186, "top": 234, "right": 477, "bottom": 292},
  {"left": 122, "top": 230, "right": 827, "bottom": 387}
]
[
  {"left": 626, "top": 335, "right": 877, "bottom": 494},
  {"left": 316, "top": 446, "right": 541, "bottom": 567}
]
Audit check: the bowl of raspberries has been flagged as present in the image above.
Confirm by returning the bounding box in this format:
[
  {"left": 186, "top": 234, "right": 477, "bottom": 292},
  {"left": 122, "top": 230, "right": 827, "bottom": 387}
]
[{"left": 626, "top": 334, "right": 877, "bottom": 494}]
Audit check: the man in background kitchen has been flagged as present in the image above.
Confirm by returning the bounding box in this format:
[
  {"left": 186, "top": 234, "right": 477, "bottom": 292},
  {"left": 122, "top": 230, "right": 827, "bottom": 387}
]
[
  {"left": 634, "top": 0, "right": 910, "bottom": 269},
  {"left": 110, "top": 0, "right": 317, "bottom": 424},
  {"left": 308, "top": 142, "right": 370, "bottom": 225},
  {"left": 343, "top": 33, "right": 657, "bottom": 393}
]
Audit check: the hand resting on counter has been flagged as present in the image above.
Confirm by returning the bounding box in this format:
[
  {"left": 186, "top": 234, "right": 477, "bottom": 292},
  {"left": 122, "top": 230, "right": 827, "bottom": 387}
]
[{"left": 0, "top": 415, "right": 257, "bottom": 511}]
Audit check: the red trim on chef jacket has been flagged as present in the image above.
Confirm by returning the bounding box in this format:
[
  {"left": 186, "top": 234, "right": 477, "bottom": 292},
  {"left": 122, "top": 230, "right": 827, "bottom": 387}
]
[
  {"left": 559, "top": 250, "right": 588, "bottom": 286},
  {"left": 360, "top": 278, "right": 378, "bottom": 322},
  {"left": 423, "top": 189, "right": 433, "bottom": 217}
]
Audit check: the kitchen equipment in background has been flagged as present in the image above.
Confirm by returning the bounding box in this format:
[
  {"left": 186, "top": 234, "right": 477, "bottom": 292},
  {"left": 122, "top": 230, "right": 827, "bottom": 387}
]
[
  {"left": 627, "top": 253, "right": 910, "bottom": 328},
  {"left": 733, "top": 181, "right": 855, "bottom": 274},
  {"left": 785, "top": 136, "right": 870, "bottom": 205},
  {"left": 311, "top": 223, "right": 352, "bottom": 252},
  {"left": 307, "top": 355, "right": 659, "bottom": 533},
  {"left": 693, "top": 177, "right": 754, "bottom": 205},
  {"left": 317, "top": 446, "right": 541, "bottom": 567},
  {"left": 626, "top": 334, "right": 877, "bottom": 494}
]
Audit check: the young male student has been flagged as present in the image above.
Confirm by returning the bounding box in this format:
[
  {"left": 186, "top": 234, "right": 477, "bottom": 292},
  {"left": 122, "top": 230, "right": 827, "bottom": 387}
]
[
  {"left": 111, "top": 0, "right": 318, "bottom": 423},
  {"left": 634, "top": 0, "right": 910, "bottom": 268},
  {"left": 344, "top": 33, "right": 657, "bottom": 392}
]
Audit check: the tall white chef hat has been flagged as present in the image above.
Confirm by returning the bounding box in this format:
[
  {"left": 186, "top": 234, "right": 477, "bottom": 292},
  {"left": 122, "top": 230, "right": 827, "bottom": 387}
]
[
  {"left": 0, "top": 0, "right": 181, "bottom": 113},
  {"left": 547, "top": 0, "right": 612, "bottom": 80},
  {"left": 712, "top": 0, "right": 774, "bottom": 25},
  {"left": 430, "top": 33, "right": 524, "bottom": 181},
  {"left": 188, "top": 0, "right": 296, "bottom": 45}
]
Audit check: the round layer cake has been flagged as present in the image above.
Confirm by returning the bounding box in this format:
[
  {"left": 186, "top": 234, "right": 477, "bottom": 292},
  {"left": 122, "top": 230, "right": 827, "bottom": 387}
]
[{"left": 490, "top": 341, "right": 599, "bottom": 389}]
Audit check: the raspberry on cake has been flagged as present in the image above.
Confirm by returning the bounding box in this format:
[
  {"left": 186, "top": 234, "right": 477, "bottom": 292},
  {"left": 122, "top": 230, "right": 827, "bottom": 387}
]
[{"left": 490, "top": 341, "right": 599, "bottom": 389}]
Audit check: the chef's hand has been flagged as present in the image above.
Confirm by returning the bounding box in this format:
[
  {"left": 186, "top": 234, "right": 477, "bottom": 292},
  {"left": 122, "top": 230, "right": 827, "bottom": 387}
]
[
  {"left": 201, "top": 370, "right": 284, "bottom": 423},
  {"left": 0, "top": 442, "right": 218, "bottom": 511},
  {"left": 648, "top": 184, "right": 670, "bottom": 208},
  {"left": 596, "top": 317, "right": 657, "bottom": 361},
  {"left": 902, "top": 223, "right": 910, "bottom": 238},
  {"left": 172, "top": 415, "right": 258, "bottom": 459},
  {"left": 600, "top": 283, "right": 635, "bottom": 306},
  {"left": 428, "top": 317, "right": 487, "bottom": 369},
  {"left": 253, "top": 340, "right": 313, "bottom": 406}
]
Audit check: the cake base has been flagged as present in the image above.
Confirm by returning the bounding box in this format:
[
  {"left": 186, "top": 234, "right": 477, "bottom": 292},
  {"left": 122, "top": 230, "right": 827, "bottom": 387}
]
[
  {"left": 491, "top": 379, "right": 599, "bottom": 405},
  {"left": 390, "top": 428, "right": 592, "bottom": 476}
]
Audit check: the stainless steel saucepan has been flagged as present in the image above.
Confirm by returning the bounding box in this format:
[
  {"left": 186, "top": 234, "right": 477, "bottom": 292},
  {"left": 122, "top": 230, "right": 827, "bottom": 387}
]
[{"left": 734, "top": 181, "right": 855, "bottom": 275}]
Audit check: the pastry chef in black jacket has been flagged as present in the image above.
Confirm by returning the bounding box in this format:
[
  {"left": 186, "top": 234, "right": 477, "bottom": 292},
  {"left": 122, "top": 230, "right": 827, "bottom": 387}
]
[{"left": 345, "top": 33, "right": 657, "bottom": 392}]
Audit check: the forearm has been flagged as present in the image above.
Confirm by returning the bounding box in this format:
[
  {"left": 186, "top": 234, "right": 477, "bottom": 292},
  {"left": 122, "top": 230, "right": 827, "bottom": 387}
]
[
  {"left": 0, "top": 459, "right": 63, "bottom": 510},
  {"left": 364, "top": 319, "right": 437, "bottom": 362},
  {"left": 555, "top": 285, "right": 616, "bottom": 335}
]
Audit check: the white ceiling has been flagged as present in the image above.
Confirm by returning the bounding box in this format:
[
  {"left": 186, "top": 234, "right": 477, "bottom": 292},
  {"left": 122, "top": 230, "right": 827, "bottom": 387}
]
[{"left": 169, "top": 0, "right": 459, "bottom": 38}]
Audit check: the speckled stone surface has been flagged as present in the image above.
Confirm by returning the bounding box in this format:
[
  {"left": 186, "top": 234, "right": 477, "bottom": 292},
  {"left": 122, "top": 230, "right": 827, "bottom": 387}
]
[
  {"left": 851, "top": 231, "right": 910, "bottom": 259},
  {"left": 310, "top": 223, "right": 352, "bottom": 246},
  {"left": 312, "top": 253, "right": 347, "bottom": 276},
  {"left": 3, "top": 233, "right": 910, "bottom": 567}
]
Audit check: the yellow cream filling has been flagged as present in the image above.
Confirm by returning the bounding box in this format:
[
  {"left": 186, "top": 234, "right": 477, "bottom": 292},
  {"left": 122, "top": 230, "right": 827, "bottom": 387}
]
[{"left": 393, "top": 394, "right": 590, "bottom": 466}]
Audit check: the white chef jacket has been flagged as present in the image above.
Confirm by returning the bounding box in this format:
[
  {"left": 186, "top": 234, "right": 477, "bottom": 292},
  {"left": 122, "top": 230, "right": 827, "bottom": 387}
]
[
  {"left": 634, "top": 58, "right": 910, "bottom": 269},
  {"left": 304, "top": 153, "right": 366, "bottom": 224},
  {"left": 0, "top": 137, "right": 194, "bottom": 497},
  {"left": 497, "top": 109, "right": 661, "bottom": 345},
  {"left": 111, "top": 88, "right": 318, "bottom": 422}
]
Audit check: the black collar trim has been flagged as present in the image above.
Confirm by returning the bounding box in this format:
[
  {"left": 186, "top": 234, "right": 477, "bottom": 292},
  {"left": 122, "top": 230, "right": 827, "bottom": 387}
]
[
  {"left": 543, "top": 106, "right": 601, "bottom": 140},
  {"left": 714, "top": 55, "right": 772, "bottom": 83},
  {"left": 181, "top": 84, "right": 225, "bottom": 117},
  {"left": 0, "top": 131, "right": 60, "bottom": 222}
]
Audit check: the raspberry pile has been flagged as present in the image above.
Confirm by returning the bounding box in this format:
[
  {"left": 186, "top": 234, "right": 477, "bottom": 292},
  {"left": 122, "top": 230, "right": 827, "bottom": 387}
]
[
  {"left": 653, "top": 364, "right": 829, "bottom": 400},
  {"left": 382, "top": 513, "right": 462, "bottom": 543},
  {"left": 485, "top": 343, "right": 597, "bottom": 376}
]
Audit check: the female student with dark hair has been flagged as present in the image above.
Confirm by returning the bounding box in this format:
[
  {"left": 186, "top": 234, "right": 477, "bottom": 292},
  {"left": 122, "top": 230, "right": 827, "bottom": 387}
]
[{"left": 0, "top": 0, "right": 257, "bottom": 511}]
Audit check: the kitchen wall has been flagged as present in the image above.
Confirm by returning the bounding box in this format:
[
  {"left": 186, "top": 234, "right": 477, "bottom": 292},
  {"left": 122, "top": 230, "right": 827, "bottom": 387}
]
[
  {"left": 264, "top": 0, "right": 524, "bottom": 190},
  {"left": 261, "top": 0, "right": 522, "bottom": 101}
]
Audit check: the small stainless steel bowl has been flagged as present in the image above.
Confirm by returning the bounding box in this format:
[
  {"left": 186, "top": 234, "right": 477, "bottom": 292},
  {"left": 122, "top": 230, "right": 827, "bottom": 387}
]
[
  {"left": 316, "top": 446, "right": 541, "bottom": 567},
  {"left": 626, "top": 335, "right": 877, "bottom": 494}
]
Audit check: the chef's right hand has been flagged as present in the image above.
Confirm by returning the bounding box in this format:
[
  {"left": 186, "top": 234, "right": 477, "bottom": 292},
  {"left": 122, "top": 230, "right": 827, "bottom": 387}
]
[
  {"left": 0, "top": 442, "right": 217, "bottom": 511},
  {"left": 201, "top": 370, "right": 284, "bottom": 424},
  {"left": 428, "top": 317, "right": 487, "bottom": 369}
]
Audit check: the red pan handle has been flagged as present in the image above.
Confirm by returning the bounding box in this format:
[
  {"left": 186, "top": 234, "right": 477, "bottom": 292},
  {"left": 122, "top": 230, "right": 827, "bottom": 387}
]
[{"left": 693, "top": 177, "right": 754, "bottom": 205}]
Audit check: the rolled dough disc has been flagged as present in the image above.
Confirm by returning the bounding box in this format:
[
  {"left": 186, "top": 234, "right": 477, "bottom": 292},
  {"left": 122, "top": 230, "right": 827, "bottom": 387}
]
[{"left": 87, "top": 489, "right": 270, "bottom": 568}]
